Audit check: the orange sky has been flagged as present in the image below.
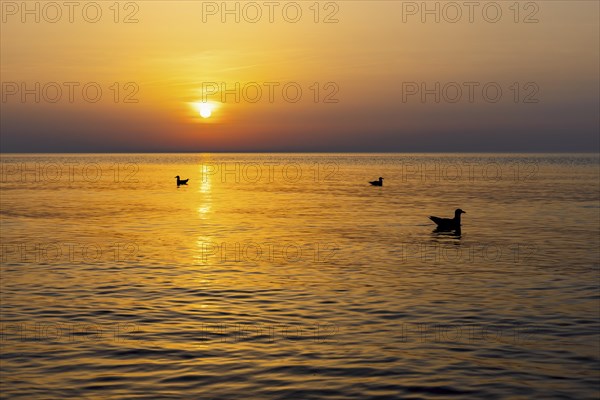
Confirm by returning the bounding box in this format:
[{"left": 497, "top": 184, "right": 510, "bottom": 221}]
[{"left": 1, "top": 1, "right": 599, "bottom": 151}]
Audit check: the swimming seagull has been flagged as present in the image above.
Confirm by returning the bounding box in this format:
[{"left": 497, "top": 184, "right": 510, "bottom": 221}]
[
  {"left": 429, "top": 209, "right": 465, "bottom": 230},
  {"left": 369, "top": 177, "right": 384, "bottom": 186},
  {"left": 175, "top": 175, "right": 189, "bottom": 186}
]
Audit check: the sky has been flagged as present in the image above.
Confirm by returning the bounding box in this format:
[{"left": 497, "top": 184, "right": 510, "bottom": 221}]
[{"left": 1, "top": 1, "right": 599, "bottom": 152}]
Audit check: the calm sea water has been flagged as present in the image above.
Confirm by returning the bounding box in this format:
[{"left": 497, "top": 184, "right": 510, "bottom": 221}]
[{"left": 1, "top": 153, "right": 599, "bottom": 399}]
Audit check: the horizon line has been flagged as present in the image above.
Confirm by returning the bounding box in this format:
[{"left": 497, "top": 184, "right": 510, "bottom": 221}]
[{"left": 1, "top": 151, "right": 599, "bottom": 155}]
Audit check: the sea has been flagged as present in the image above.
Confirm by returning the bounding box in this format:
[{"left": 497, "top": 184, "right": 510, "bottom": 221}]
[{"left": 1, "top": 153, "right": 599, "bottom": 399}]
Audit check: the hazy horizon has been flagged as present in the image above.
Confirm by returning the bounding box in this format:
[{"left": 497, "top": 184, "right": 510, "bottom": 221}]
[{"left": 2, "top": 150, "right": 600, "bottom": 154}]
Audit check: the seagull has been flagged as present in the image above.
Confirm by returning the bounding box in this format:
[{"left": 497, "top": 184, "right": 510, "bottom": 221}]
[
  {"left": 369, "top": 177, "right": 384, "bottom": 186},
  {"left": 429, "top": 209, "right": 465, "bottom": 230},
  {"left": 175, "top": 175, "right": 189, "bottom": 186}
]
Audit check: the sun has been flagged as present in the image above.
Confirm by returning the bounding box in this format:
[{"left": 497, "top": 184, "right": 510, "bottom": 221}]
[
  {"left": 197, "top": 102, "right": 212, "bottom": 118},
  {"left": 192, "top": 101, "right": 217, "bottom": 119}
]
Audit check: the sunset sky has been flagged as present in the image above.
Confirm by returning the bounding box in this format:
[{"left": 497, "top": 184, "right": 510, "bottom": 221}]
[{"left": 1, "top": 1, "right": 598, "bottom": 152}]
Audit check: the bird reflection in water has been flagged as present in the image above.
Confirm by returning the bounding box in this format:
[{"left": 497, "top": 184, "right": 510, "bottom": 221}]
[{"left": 432, "top": 226, "right": 462, "bottom": 239}]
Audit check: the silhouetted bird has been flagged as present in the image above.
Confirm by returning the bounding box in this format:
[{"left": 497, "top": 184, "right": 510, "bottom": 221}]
[
  {"left": 429, "top": 209, "right": 465, "bottom": 230},
  {"left": 175, "top": 175, "right": 189, "bottom": 186},
  {"left": 369, "top": 177, "right": 384, "bottom": 186}
]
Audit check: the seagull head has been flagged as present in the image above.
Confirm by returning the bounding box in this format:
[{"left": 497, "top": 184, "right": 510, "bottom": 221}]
[{"left": 455, "top": 209, "right": 466, "bottom": 215}]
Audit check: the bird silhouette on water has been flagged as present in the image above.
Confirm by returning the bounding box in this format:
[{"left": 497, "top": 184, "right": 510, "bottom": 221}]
[
  {"left": 369, "top": 177, "right": 384, "bottom": 186},
  {"left": 429, "top": 209, "right": 465, "bottom": 231},
  {"left": 175, "top": 175, "right": 189, "bottom": 186}
]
